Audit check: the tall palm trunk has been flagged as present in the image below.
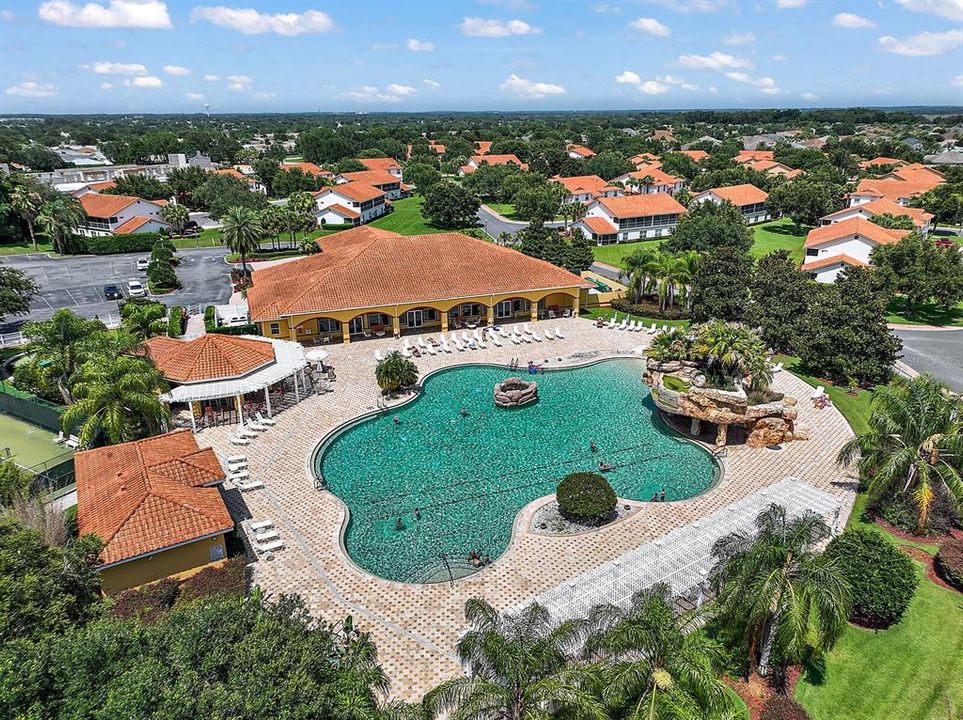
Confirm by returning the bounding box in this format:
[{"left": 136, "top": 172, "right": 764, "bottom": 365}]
[{"left": 27, "top": 220, "right": 37, "bottom": 251}]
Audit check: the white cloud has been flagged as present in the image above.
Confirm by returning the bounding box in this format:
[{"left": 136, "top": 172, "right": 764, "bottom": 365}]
[
  {"left": 776, "top": 0, "right": 806, "bottom": 7},
  {"left": 190, "top": 6, "right": 334, "bottom": 36},
  {"left": 499, "top": 73, "right": 566, "bottom": 98},
  {"left": 651, "top": 0, "right": 729, "bottom": 12},
  {"left": 386, "top": 83, "right": 416, "bottom": 96},
  {"left": 592, "top": 3, "right": 621, "bottom": 13},
  {"left": 772, "top": 54, "right": 787, "bottom": 61},
  {"left": 676, "top": 51, "right": 753, "bottom": 70},
  {"left": 801, "top": 92, "right": 818, "bottom": 101},
  {"left": 725, "top": 71, "right": 780, "bottom": 94},
  {"left": 423, "top": 79, "right": 441, "bottom": 90},
  {"left": 681, "top": 83, "right": 700, "bottom": 90},
  {"left": 954, "top": 74, "right": 963, "bottom": 86},
  {"left": 100, "top": 82, "right": 115, "bottom": 89},
  {"left": 38, "top": 0, "right": 172, "bottom": 28},
  {"left": 630, "top": 17, "right": 670, "bottom": 36},
  {"left": 879, "top": 29, "right": 963, "bottom": 56},
  {"left": 203, "top": 74, "right": 220, "bottom": 81},
  {"left": 833, "top": 12, "right": 876, "bottom": 29},
  {"left": 252, "top": 91, "right": 274, "bottom": 99},
  {"left": 226, "top": 74, "right": 252, "bottom": 90},
  {"left": 406, "top": 38, "right": 434, "bottom": 51},
  {"left": 0, "top": 9, "right": 15, "bottom": 20},
  {"left": 638, "top": 80, "right": 670, "bottom": 94},
  {"left": 708, "top": 85, "right": 718, "bottom": 94},
  {"left": 185, "top": 92, "right": 204, "bottom": 99},
  {"left": 123, "top": 75, "right": 163, "bottom": 88},
  {"left": 84, "top": 61, "right": 147, "bottom": 75},
  {"left": 460, "top": 17, "right": 541, "bottom": 36},
  {"left": 162, "top": 64, "right": 191, "bottom": 75},
  {"left": 6, "top": 81, "right": 58, "bottom": 97},
  {"left": 342, "top": 85, "right": 405, "bottom": 103},
  {"left": 615, "top": 70, "right": 641, "bottom": 84},
  {"left": 725, "top": 31, "right": 755, "bottom": 44},
  {"left": 656, "top": 74, "right": 685, "bottom": 85},
  {"left": 894, "top": 0, "right": 963, "bottom": 21}
]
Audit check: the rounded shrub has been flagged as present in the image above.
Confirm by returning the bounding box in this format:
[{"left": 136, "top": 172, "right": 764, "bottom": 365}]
[
  {"left": 935, "top": 537, "right": 963, "bottom": 592},
  {"left": 556, "top": 472, "right": 617, "bottom": 523},
  {"left": 760, "top": 695, "right": 810, "bottom": 720},
  {"left": 823, "top": 527, "right": 918, "bottom": 628}
]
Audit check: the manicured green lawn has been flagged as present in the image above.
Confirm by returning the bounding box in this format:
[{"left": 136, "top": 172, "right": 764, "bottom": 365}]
[
  {"left": 370, "top": 196, "right": 473, "bottom": 236},
  {"left": 0, "top": 238, "right": 56, "bottom": 256},
  {"left": 886, "top": 297, "right": 963, "bottom": 327},
  {"left": 591, "top": 239, "right": 664, "bottom": 269},
  {"left": 795, "top": 555, "right": 962, "bottom": 720},
  {"left": 0, "top": 413, "right": 72, "bottom": 469},
  {"left": 751, "top": 218, "right": 808, "bottom": 264},
  {"left": 772, "top": 354, "right": 875, "bottom": 435},
  {"left": 486, "top": 202, "right": 520, "bottom": 220},
  {"left": 171, "top": 229, "right": 225, "bottom": 249}
]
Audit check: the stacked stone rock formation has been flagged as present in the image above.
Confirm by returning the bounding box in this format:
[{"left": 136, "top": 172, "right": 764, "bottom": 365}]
[{"left": 493, "top": 377, "right": 538, "bottom": 408}]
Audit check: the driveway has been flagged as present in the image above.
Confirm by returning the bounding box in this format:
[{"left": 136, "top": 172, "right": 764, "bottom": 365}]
[
  {"left": 895, "top": 327, "right": 963, "bottom": 392},
  {"left": 2, "top": 247, "right": 234, "bottom": 328}
]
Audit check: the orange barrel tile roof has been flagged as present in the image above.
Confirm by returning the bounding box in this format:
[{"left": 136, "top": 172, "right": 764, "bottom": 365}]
[
  {"left": 800, "top": 254, "right": 868, "bottom": 271},
  {"left": 703, "top": 183, "right": 769, "bottom": 206},
  {"left": 804, "top": 217, "right": 911, "bottom": 248},
  {"left": 316, "top": 181, "right": 385, "bottom": 203},
  {"left": 78, "top": 193, "right": 141, "bottom": 218},
  {"left": 247, "top": 226, "right": 591, "bottom": 322},
  {"left": 75, "top": 429, "right": 231, "bottom": 566},
  {"left": 595, "top": 192, "right": 687, "bottom": 219},
  {"left": 142, "top": 334, "right": 277, "bottom": 383}
]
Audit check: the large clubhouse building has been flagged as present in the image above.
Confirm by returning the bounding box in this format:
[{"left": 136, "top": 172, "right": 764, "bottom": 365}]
[{"left": 247, "top": 226, "right": 590, "bottom": 344}]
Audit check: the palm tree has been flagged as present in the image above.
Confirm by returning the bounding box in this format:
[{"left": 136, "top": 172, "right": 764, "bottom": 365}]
[
  {"left": 424, "top": 599, "right": 606, "bottom": 720},
  {"left": 160, "top": 203, "right": 189, "bottom": 236},
  {"left": 122, "top": 303, "right": 167, "bottom": 339},
  {"left": 23, "top": 309, "right": 107, "bottom": 405},
  {"left": 582, "top": 584, "right": 739, "bottom": 720},
  {"left": 260, "top": 205, "right": 286, "bottom": 250},
  {"left": 838, "top": 374, "right": 963, "bottom": 532},
  {"left": 623, "top": 246, "right": 661, "bottom": 301},
  {"left": 375, "top": 351, "right": 419, "bottom": 395},
  {"left": 221, "top": 206, "right": 263, "bottom": 276},
  {"left": 11, "top": 182, "right": 43, "bottom": 250},
  {"left": 710, "top": 505, "right": 851, "bottom": 678},
  {"left": 36, "top": 195, "right": 86, "bottom": 254},
  {"left": 693, "top": 321, "right": 771, "bottom": 389},
  {"left": 61, "top": 355, "right": 170, "bottom": 446}
]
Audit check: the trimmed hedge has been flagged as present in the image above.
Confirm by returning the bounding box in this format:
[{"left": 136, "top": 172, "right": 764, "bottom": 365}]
[
  {"left": 611, "top": 297, "right": 688, "bottom": 321},
  {"left": 167, "top": 306, "right": 184, "bottom": 337},
  {"left": 147, "top": 258, "right": 179, "bottom": 290},
  {"left": 202, "top": 304, "right": 257, "bottom": 336},
  {"left": 203, "top": 305, "right": 216, "bottom": 332},
  {"left": 760, "top": 695, "right": 810, "bottom": 720},
  {"left": 112, "top": 577, "right": 180, "bottom": 623},
  {"left": 935, "top": 537, "right": 963, "bottom": 591},
  {"left": 64, "top": 231, "right": 162, "bottom": 255},
  {"left": 556, "top": 472, "right": 616, "bottom": 523},
  {"left": 824, "top": 527, "right": 918, "bottom": 628}
]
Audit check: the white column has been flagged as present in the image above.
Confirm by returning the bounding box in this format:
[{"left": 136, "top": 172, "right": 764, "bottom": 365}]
[
  {"left": 264, "top": 386, "right": 272, "bottom": 418},
  {"left": 293, "top": 372, "right": 300, "bottom": 402},
  {"left": 236, "top": 395, "right": 244, "bottom": 426}
]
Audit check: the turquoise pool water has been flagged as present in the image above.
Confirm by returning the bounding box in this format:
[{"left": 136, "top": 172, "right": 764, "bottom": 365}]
[{"left": 316, "top": 360, "right": 717, "bottom": 583}]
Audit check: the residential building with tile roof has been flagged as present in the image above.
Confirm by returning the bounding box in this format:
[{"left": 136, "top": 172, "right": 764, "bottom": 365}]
[
  {"left": 357, "top": 157, "right": 402, "bottom": 178},
  {"left": 820, "top": 198, "right": 933, "bottom": 234},
  {"left": 734, "top": 150, "right": 775, "bottom": 164},
  {"left": 77, "top": 193, "right": 170, "bottom": 237},
  {"left": 280, "top": 161, "right": 335, "bottom": 180},
  {"left": 575, "top": 193, "right": 686, "bottom": 244},
  {"left": 313, "top": 182, "right": 387, "bottom": 225},
  {"left": 801, "top": 217, "right": 910, "bottom": 283},
  {"left": 336, "top": 169, "right": 407, "bottom": 199},
  {"left": 610, "top": 168, "right": 684, "bottom": 195},
  {"left": 567, "top": 144, "right": 597, "bottom": 159},
  {"left": 248, "top": 225, "right": 590, "bottom": 344},
  {"left": 75, "top": 429, "right": 232, "bottom": 593},
  {"left": 850, "top": 165, "right": 943, "bottom": 207},
  {"left": 678, "top": 150, "right": 710, "bottom": 162},
  {"left": 458, "top": 154, "right": 528, "bottom": 176},
  {"left": 690, "top": 184, "right": 771, "bottom": 224},
  {"left": 551, "top": 175, "right": 622, "bottom": 204}
]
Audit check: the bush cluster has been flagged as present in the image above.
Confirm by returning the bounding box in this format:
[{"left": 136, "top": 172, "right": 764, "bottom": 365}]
[
  {"left": 610, "top": 298, "right": 688, "bottom": 321},
  {"left": 556, "top": 472, "right": 617, "bottom": 523},
  {"left": 178, "top": 556, "right": 248, "bottom": 604},
  {"left": 935, "top": 537, "right": 963, "bottom": 591},
  {"left": 167, "top": 305, "right": 184, "bottom": 337},
  {"left": 876, "top": 488, "right": 960, "bottom": 535},
  {"left": 823, "top": 527, "right": 918, "bottom": 628},
  {"left": 760, "top": 695, "right": 810, "bottom": 720},
  {"left": 147, "top": 240, "right": 180, "bottom": 291},
  {"left": 112, "top": 577, "right": 180, "bottom": 623},
  {"left": 202, "top": 304, "right": 258, "bottom": 335},
  {"left": 64, "top": 232, "right": 161, "bottom": 255}
]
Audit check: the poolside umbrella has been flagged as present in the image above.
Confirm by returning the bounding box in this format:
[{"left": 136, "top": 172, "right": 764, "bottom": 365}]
[{"left": 305, "top": 349, "right": 329, "bottom": 364}]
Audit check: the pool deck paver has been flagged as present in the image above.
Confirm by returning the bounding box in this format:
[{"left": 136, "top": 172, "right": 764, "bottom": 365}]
[{"left": 198, "top": 319, "right": 858, "bottom": 701}]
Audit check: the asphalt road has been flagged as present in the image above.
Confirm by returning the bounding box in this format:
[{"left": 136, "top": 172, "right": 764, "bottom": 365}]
[
  {"left": 476, "top": 205, "right": 526, "bottom": 239},
  {"left": 895, "top": 328, "right": 963, "bottom": 392},
  {"left": 2, "top": 247, "right": 233, "bottom": 329}
]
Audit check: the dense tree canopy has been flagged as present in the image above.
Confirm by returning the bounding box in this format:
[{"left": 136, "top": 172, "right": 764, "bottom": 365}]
[
  {"left": 422, "top": 181, "right": 479, "bottom": 228},
  {"left": 665, "top": 200, "right": 754, "bottom": 253},
  {"left": 689, "top": 245, "right": 754, "bottom": 322}
]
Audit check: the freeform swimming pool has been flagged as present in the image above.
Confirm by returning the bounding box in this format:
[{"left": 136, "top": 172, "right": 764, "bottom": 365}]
[{"left": 316, "top": 359, "right": 718, "bottom": 583}]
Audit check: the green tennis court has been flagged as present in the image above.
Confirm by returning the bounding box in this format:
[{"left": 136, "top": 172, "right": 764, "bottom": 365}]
[{"left": 0, "top": 413, "right": 73, "bottom": 469}]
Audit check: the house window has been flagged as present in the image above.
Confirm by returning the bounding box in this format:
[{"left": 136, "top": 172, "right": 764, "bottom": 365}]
[
  {"left": 805, "top": 249, "right": 819, "bottom": 257},
  {"left": 317, "top": 318, "right": 341, "bottom": 333},
  {"left": 269, "top": 323, "right": 280, "bottom": 335},
  {"left": 209, "top": 543, "right": 224, "bottom": 562}
]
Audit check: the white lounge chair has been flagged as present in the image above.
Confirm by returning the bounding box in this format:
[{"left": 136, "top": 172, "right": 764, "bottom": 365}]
[
  {"left": 250, "top": 519, "right": 274, "bottom": 531},
  {"left": 439, "top": 338, "right": 452, "bottom": 353},
  {"left": 661, "top": 324, "right": 669, "bottom": 333},
  {"left": 424, "top": 340, "right": 438, "bottom": 355},
  {"left": 238, "top": 427, "right": 258, "bottom": 439},
  {"left": 255, "top": 412, "right": 277, "bottom": 426},
  {"left": 563, "top": 308, "right": 572, "bottom": 318},
  {"left": 229, "top": 436, "right": 250, "bottom": 446},
  {"left": 246, "top": 420, "right": 269, "bottom": 432},
  {"left": 473, "top": 329, "right": 487, "bottom": 348},
  {"left": 255, "top": 529, "right": 280, "bottom": 542},
  {"left": 530, "top": 330, "right": 543, "bottom": 341},
  {"left": 509, "top": 332, "right": 521, "bottom": 344},
  {"left": 229, "top": 469, "right": 250, "bottom": 481},
  {"left": 374, "top": 349, "right": 383, "bottom": 362},
  {"left": 542, "top": 328, "right": 555, "bottom": 340},
  {"left": 606, "top": 315, "right": 617, "bottom": 329},
  {"left": 450, "top": 333, "right": 464, "bottom": 351},
  {"left": 53, "top": 431, "right": 66, "bottom": 444},
  {"left": 648, "top": 323, "right": 657, "bottom": 333},
  {"left": 227, "top": 460, "right": 248, "bottom": 471},
  {"left": 811, "top": 385, "right": 826, "bottom": 400},
  {"left": 618, "top": 318, "right": 628, "bottom": 331},
  {"left": 634, "top": 321, "right": 645, "bottom": 332},
  {"left": 227, "top": 454, "right": 247, "bottom": 464},
  {"left": 462, "top": 331, "right": 476, "bottom": 349},
  {"left": 256, "top": 539, "right": 284, "bottom": 553},
  {"left": 489, "top": 331, "right": 503, "bottom": 346},
  {"left": 236, "top": 479, "right": 264, "bottom": 491},
  {"left": 523, "top": 322, "right": 534, "bottom": 334},
  {"left": 401, "top": 345, "right": 413, "bottom": 358},
  {"left": 771, "top": 362, "right": 784, "bottom": 373},
  {"left": 554, "top": 326, "right": 565, "bottom": 339},
  {"left": 65, "top": 434, "right": 80, "bottom": 449}
]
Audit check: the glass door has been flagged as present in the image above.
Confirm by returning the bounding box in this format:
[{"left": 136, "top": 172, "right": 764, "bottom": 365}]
[
  {"left": 349, "top": 316, "right": 364, "bottom": 335},
  {"left": 496, "top": 300, "right": 513, "bottom": 318},
  {"left": 405, "top": 309, "right": 423, "bottom": 328}
]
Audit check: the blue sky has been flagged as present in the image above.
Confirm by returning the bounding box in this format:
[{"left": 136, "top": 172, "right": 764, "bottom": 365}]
[{"left": 1, "top": 0, "right": 961, "bottom": 113}]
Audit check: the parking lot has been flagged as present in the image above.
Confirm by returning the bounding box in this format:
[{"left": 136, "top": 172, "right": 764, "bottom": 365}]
[{"left": 2, "top": 248, "right": 234, "bottom": 328}]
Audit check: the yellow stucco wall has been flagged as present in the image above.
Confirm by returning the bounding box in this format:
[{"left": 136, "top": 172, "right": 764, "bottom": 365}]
[
  {"left": 257, "top": 287, "right": 583, "bottom": 344},
  {"left": 100, "top": 534, "right": 228, "bottom": 594}
]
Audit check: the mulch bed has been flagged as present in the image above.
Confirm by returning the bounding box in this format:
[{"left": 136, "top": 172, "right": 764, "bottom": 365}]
[
  {"left": 900, "top": 546, "right": 960, "bottom": 593},
  {"left": 873, "top": 516, "right": 962, "bottom": 545},
  {"left": 726, "top": 668, "right": 802, "bottom": 720}
]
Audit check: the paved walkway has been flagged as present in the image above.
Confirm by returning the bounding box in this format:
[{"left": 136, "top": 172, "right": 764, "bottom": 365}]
[{"left": 197, "top": 319, "right": 858, "bottom": 701}]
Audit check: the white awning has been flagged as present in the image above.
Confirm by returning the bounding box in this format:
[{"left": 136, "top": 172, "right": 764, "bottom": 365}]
[{"left": 159, "top": 337, "right": 308, "bottom": 403}]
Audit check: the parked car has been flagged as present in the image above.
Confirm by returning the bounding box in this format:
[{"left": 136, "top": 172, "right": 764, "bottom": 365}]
[
  {"left": 136, "top": 257, "right": 150, "bottom": 271},
  {"left": 126, "top": 279, "right": 146, "bottom": 297},
  {"left": 103, "top": 284, "right": 123, "bottom": 300}
]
